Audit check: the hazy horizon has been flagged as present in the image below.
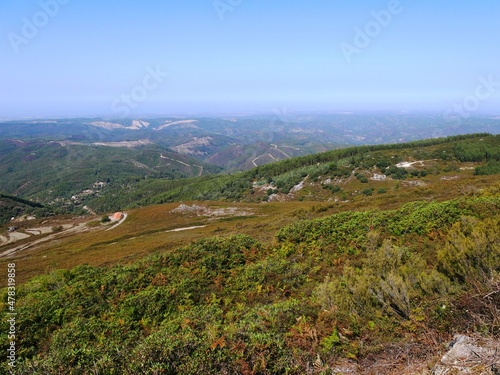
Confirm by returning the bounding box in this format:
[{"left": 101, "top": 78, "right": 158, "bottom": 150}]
[{"left": 2, "top": 110, "right": 500, "bottom": 123}]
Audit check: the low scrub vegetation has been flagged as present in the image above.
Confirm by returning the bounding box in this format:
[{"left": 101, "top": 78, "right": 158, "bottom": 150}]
[{"left": 1, "top": 195, "right": 498, "bottom": 373}]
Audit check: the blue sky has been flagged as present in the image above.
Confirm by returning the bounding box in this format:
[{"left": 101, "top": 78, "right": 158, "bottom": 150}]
[{"left": 0, "top": 0, "right": 499, "bottom": 117}]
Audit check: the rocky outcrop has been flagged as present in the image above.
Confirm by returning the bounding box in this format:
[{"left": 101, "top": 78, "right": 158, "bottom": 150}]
[{"left": 433, "top": 335, "right": 499, "bottom": 375}]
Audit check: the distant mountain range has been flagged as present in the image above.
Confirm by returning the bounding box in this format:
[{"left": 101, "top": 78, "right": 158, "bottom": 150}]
[
  {"left": 1, "top": 113, "right": 499, "bottom": 173},
  {"left": 0, "top": 113, "right": 499, "bottom": 220}
]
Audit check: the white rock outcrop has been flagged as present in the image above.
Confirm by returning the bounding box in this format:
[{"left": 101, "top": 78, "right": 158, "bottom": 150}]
[{"left": 433, "top": 335, "right": 499, "bottom": 375}]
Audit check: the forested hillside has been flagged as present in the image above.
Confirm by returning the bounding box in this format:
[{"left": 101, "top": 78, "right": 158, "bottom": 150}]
[
  {"left": 0, "top": 140, "right": 220, "bottom": 221},
  {"left": 0, "top": 193, "right": 45, "bottom": 224},
  {"left": 85, "top": 133, "right": 499, "bottom": 210},
  {"left": 0, "top": 128, "right": 498, "bottom": 221},
  {"left": 1, "top": 133, "right": 498, "bottom": 222},
  {"left": 1, "top": 114, "right": 499, "bottom": 173}
]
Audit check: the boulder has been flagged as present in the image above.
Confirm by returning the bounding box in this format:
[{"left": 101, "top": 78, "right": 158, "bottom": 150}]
[{"left": 433, "top": 335, "right": 499, "bottom": 374}]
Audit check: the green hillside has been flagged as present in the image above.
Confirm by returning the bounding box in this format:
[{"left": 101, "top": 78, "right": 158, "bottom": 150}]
[
  {"left": 2, "top": 114, "right": 497, "bottom": 173},
  {"left": 1, "top": 134, "right": 498, "bottom": 216},
  {"left": 1, "top": 195, "right": 498, "bottom": 373},
  {"left": 0, "top": 140, "right": 221, "bottom": 220},
  {"left": 0, "top": 193, "right": 46, "bottom": 224},
  {"left": 0, "top": 134, "right": 499, "bottom": 373},
  {"left": 87, "top": 133, "right": 499, "bottom": 210}
]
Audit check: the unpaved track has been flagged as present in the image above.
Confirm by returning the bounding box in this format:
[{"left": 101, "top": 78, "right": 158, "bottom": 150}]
[
  {"left": 105, "top": 213, "right": 128, "bottom": 231},
  {"left": 5, "top": 232, "right": 31, "bottom": 245},
  {"left": 0, "top": 223, "right": 91, "bottom": 258},
  {"left": 166, "top": 225, "right": 206, "bottom": 232}
]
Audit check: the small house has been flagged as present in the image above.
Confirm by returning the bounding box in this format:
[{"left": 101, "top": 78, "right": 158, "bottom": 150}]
[{"left": 111, "top": 212, "right": 123, "bottom": 221}]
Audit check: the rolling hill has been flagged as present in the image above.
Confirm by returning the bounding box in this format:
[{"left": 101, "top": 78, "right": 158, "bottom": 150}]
[
  {"left": 0, "top": 139, "right": 221, "bottom": 219},
  {"left": 1, "top": 113, "right": 499, "bottom": 173},
  {"left": 0, "top": 193, "right": 45, "bottom": 225},
  {"left": 0, "top": 133, "right": 499, "bottom": 374},
  {"left": 75, "top": 133, "right": 500, "bottom": 211}
]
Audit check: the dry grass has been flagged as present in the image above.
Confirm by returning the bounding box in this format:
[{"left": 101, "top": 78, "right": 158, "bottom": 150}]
[
  {"left": 0, "top": 172, "right": 497, "bottom": 285},
  {"left": 1, "top": 200, "right": 320, "bottom": 283}
]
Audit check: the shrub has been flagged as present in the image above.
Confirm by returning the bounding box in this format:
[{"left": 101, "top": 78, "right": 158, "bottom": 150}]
[
  {"left": 475, "top": 160, "right": 500, "bottom": 176},
  {"left": 362, "top": 188, "right": 374, "bottom": 196},
  {"left": 314, "top": 241, "right": 450, "bottom": 323},
  {"left": 438, "top": 216, "right": 500, "bottom": 283},
  {"left": 356, "top": 174, "right": 368, "bottom": 183}
]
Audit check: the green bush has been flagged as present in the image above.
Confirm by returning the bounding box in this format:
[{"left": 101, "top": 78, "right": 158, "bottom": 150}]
[
  {"left": 438, "top": 216, "right": 500, "bottom": 283},
  {"left": 475, "top": 160, "right": 500, "bottom": 175},
  {"left": 314, "top": 241, "right": 450, "bottom": 322},
  {"left": 362, "top": 188, "right": 374, "bottom": 196}
]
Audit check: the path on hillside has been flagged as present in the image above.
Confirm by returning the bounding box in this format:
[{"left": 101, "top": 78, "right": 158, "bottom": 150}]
[
  {"left": 160, "top": 154, "right": 190, "bottom": 167},
  {"left": 193, "top": 164, "right": 204, "bottom": 176},
  {"left": 0, "top": 213, "right": 128, "bottom": 257},
  {"left": 252, "top": 153, "right": 277, "bottom": 167},
  {"left": 166, "top": 225, "right": 206, "bottom": 232},
  {"left": 0, "top": 222, "right": 90, "bottom": 258},
  {"left": 161, "top": 154, "right": 205, "bottom": 175},
  {"left": 271, "top": 144, "right": 291, "bottom": 158},
  {"left": 106, "top": 213, "right": 128, "bottom": 231}
]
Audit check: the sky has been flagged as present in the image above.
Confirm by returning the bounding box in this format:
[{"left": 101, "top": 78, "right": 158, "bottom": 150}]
[{"left": 0, "top": 0, "right": 499, "bottom": 118}]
